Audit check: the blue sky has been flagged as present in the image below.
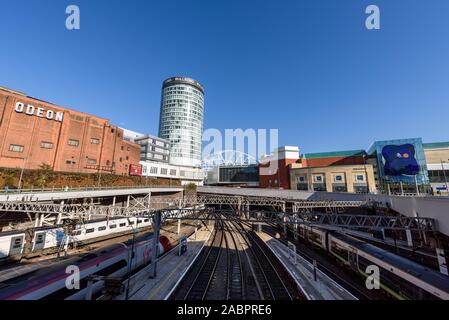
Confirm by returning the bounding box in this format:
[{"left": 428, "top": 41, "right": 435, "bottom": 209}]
[{"left": 0, "top": 0, "right": 448, "bottom": 154}]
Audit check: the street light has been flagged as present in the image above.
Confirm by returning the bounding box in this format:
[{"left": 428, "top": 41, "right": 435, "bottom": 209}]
[
  {"left": 441, "top": 160, "right": 449, "bottom": 195},
  {"left": 18, "top": 157, "right": 27, "bottom": 191},
  {"left": 363, "top": 155, "right": 370, "bottom": 194},
  {"left": 125, "top": 218, "right": 137, "bottom": 300}
]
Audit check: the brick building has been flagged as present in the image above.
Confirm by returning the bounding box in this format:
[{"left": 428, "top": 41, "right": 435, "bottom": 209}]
[
  {"left": 259, "top": 146, "right": 300, "bottom": 189},
  {"left": 0, "top": 86, "right": 140, "bottom": 175}
]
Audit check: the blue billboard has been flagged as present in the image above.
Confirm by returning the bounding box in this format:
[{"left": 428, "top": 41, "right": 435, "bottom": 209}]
[
  {"left": 381, "top": 144, "right": 420, "bottom": 176},
  {"left": 368, "top": 138, "right": 429, "bottom": 185}
]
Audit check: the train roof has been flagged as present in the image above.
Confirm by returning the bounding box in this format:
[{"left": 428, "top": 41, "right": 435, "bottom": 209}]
[
  {"left": 330, "top": 232, "right": 449, "bottom": 294},
  {"left": 0, "top": 229, "right": 27, "bottom": 237},
  {"left": 0, "top": 242, "right": 127, "bottom": 296}
]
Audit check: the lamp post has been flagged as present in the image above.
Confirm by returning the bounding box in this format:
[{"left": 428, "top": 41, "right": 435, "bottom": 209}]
[
  {"left": 125, "top": 219, "right": 137, "bottom": 300},
  {"left": 363, "top": 155, "right": 370, "bottom": 194},
  {"left": 97, "top": 166, "right": 102, "bottom": 188},
  {"left": 441, "top": 160, "right": 449, "bottom": 195},
  {"left": 18, "top": 157, "right": 27, "bottom": 191}
]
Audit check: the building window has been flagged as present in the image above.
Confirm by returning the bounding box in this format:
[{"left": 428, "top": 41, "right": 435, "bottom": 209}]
[
  {"left": 106, "top": 160, "right": 110, "bottom": 166},
  {"left": 91, "top": 138, "right": 100, "bottom": 145},
  {"left": 170, "top": 169, "right": 176, "bottom": 176},
  {"left": 87, "top": 159, "right": 97, "bottom": 165},
  {"left": 314, "top": 175, "right": 323, "bottom": 182},
  {"left": 9, "top": 144, "right": 24, "bottom": 153},
  {"left": 356, "top": 175, "right": 365, "bottom": 182},
  {"left": 150, "top": 167, "right": 158, "bottom": 174},
  {"left": 161, "top": 168, "right": 168, "bottom": 175},
  {"left": 298, "top": 176, "right": 305, "bottom": 182},
  {"left": 334, "top": 175, "right": 343, "bottom": 182},
  {"left": 68, "top": 139, "right": 79, "bottom": 147},
  {"left": 66, "top": 160, "right": 76, "bottom": 165},
  {"left": 126, "top": 156, "right": 129, "bottom": 160},
  {"left": 40, "top": 141, "right": 53, "bottom": 149},
  {"left": 121, "top": 146, "right": 124, "bottom": 151}
]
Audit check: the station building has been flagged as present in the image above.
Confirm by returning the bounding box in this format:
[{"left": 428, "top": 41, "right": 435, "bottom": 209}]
[
  {"left": 261, "top": 138, "right": 449, "bottom": 196},
  {"left": 0, "top": 86, "right": 140, "bottom": 176},
  {"left": 423, "top": 142, "right": 449, "bottom": 196},
  {"left": 259, "top": 146, "right": 300, "bottom": 189},
  {"left": 206, "top": 164, "right": 259, "bottom": 187},
  {"left": 289, "top": 150, "right": 377, "bottom": 193}
]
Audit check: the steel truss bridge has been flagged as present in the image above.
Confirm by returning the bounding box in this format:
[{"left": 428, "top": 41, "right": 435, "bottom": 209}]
[
  {"left": 0, "top": 193, "right": 434, "bottom": 233},
  {"left": 186, "top": 194, "right": 367, "bottom": 213},
  {"left": 160, "top": 208, "right": 435, "bottom": 232}
]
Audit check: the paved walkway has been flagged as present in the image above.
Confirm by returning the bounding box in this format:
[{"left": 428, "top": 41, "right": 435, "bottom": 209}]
[
  {"left": 118, "top": 227, "right": 213, "bottom": 300},
  {"left": 257, "top": 232, "right": 357, "bottom": 300}
]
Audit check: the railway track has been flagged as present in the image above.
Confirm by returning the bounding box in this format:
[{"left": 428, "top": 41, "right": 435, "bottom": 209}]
[
  {"left": 170, "top": 215, "right": 304, "bottom": 300},
  {"left": 260, "top": 222, "right": 387, "bottom": 300},
  {"left": 183, "top": 217, "right": 225, "bottom": 300}
]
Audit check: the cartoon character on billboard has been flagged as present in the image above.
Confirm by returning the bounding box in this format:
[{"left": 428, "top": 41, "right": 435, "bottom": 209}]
[{"left": 381, "top": 144, "right": 420, "bottom": 176}]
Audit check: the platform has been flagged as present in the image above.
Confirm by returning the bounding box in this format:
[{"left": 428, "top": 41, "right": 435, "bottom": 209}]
[
  {"left": 117, "top": 226, "right": 213, "bottom": 300},
  {"left": 256, "top": 231, "right": 357, "bottom": 300},
  {"left": 0, "top": 186, "right": 182, "bottom": 202}
]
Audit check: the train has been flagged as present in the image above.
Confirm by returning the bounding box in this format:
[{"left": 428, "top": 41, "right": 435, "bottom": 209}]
[
  {"left": 0, "top": 207, "right": 195, "bottom": 264},
  {"left": 0, "top": 234, "right": 172, "bottom": 300},
  {"left": 295, "top": 223, "right": 449, "bottom": 300}
]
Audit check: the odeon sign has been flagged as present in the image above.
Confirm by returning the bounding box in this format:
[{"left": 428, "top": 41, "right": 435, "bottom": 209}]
[{"left": 14, "top": 102, "right": 64, "bottom": 122}]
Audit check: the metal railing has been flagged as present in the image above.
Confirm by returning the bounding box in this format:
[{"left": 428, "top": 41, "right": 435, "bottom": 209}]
[{"left": 0, "top": 184, "right": 182, "bottom": 195}]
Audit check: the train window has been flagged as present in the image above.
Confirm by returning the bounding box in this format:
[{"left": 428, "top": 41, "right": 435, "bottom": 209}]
[
  {"left": 73, "top": 230, "right": 82, "bottom": 236},
  {"left": 330, "top": 241, "right": 349, "bottom": 261},
  {"left": 41, "top": 278, "right": 89, "bottom": 300},
  {"left": 98, "top": 226, "right": 106, "bottom": 231},
  {"left": 309, "top": 232, "right": 322, "bottom": 245},
  {"left": 137, "top": 220, "right": 142, "bottom": 224},
  {"left": 35, "top": 234, "right": 44, "bottom": 244},
  {"left": 13, "top": 238, "right": 23, "bottom": 248},
  {"left": 86, "top": 228, "right": 95, "bottom": 234},
  {"left": 109, "top": 225, "right": 117, "bottom": 229},
  {"left": 96, "top": 260, "right": 128, "bottom": 277},
  {"left": 129, "top": 221, "right": 135, "bottom": 225},
  {"left": 119, "top": 223, "right": 126, "bottom": 227},
  {"left": 144, "top": 219, "right": 149, "bottom": 223}
]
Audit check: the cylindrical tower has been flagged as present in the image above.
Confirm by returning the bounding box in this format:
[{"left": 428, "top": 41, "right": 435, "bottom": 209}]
[{"left": 158, "top": 77, "right": 205, "bottom": 167}]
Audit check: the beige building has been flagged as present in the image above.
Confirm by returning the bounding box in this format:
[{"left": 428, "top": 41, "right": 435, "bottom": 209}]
[
  {"left": 423, "top": 142, "right": 449, "bottom": 195},
  {"left": 289, "top": 163, "right": 377, "bottom": 193}
]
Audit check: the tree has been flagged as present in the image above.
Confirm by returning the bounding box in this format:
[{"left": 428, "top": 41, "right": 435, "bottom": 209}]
[
  {"left": 3, "top": 171, "right": 15, "bottom": 188},
  {"left": 184, "top": 183, "right": 197, "bottom": 192},
  {"left": 34, "top": 163, "right": 53, "bottom": 188}
]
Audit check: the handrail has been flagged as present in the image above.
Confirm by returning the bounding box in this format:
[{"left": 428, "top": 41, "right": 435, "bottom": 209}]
[{"left": 0, "top": 185, "right": 182, "bottom": 195}]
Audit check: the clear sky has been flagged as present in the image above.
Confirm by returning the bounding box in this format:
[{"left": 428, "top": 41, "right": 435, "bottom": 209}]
[{"left": 1, "top": 0, "right": 448, "bottom": 154}]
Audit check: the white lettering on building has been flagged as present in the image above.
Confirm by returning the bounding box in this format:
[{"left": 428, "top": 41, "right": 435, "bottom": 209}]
[{"left": 15, "top": 102, "right": 64, "bottom": 122}]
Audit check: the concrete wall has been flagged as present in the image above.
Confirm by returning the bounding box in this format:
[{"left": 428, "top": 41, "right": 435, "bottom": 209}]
[{"left": 367, "top": 194, "right": 449, "bottom": 236}]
